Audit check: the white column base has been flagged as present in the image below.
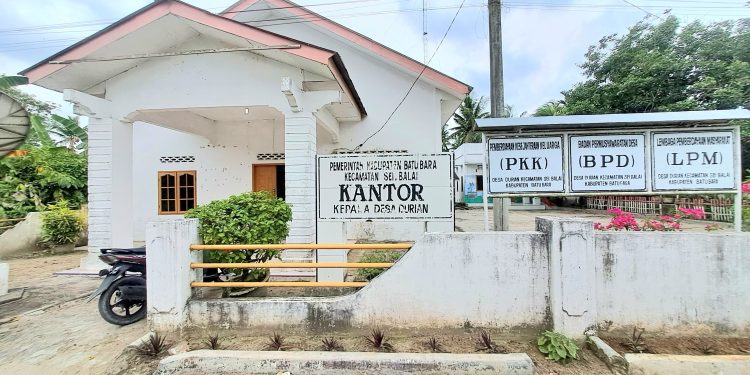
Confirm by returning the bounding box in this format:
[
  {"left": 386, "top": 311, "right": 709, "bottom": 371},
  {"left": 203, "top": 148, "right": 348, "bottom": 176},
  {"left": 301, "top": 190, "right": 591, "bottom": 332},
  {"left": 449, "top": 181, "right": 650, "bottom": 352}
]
[{"left": 0, "top": 263, "right": 8, "bottom": 296}]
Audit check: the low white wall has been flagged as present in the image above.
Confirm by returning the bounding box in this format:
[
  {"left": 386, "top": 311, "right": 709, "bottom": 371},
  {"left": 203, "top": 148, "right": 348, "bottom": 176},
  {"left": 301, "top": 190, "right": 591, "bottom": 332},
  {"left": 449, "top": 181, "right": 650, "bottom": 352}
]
[
  {"left": 188, "top": 232, "right": 550, "bottom": 329},
  {"left": 595, "top": 232, "right": 750, "bottom": 332},
  {"left": 0, "top": 212, "right": 42, "bottom": 257},
  {"left": 145, "top": 217, "right": 750, "bottom": 335}
]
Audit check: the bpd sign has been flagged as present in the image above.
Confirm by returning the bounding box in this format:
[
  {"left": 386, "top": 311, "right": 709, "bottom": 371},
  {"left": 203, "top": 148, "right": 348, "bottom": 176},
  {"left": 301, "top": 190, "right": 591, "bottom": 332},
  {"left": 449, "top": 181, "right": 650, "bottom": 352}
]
[
  {"left": 317, "top": 153, "right": 453, "bottom": 220},
  {"left": 569, "top": 134, "right": 645, "bottom": 192}
]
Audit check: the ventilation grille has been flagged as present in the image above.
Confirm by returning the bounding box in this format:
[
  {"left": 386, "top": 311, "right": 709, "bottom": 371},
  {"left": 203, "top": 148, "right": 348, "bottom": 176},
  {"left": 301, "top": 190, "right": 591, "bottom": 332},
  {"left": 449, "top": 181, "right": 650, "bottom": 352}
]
[
  {"left": 160, "top": 155, "right": 195, "bottom": 163},
  {"left": 334, "top": 149, "right": 408, "bottom": 154},
  {"left": 257, "top": 153, "right": 285, "bottom": 161}
]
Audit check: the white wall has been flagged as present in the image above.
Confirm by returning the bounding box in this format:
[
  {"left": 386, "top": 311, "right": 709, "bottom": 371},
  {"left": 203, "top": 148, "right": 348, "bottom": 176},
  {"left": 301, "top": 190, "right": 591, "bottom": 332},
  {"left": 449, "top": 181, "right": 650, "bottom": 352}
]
[
  {"left": 188, "top": 232, "right": 550, "bottom": 329},
  {"left": 106, "top": 31, "right": 458, "bottom": 244},
  {"left": 595, "top": 232, "right": 750, "bottom": 332},
  {"left": 261, "top": 22, "right": 446, "bottom": 154},
  {"left": 132, "top": 120, "right": 284, "bottom": 241}
]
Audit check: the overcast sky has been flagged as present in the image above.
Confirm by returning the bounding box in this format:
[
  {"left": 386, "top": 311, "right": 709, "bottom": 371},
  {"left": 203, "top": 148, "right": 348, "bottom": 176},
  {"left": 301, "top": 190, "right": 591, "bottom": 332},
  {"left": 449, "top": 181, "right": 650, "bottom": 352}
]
[{"left": 1, "top": 0, "right": 748, "bottom": 116}]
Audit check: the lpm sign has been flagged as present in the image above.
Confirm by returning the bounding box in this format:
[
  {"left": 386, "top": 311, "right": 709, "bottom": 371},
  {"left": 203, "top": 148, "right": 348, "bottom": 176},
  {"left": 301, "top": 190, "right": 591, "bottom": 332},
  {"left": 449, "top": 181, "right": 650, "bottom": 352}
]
[
  {"left": 652, "top": 131, "right": 734, "bottom": 190},
  {"left": 317, "top": 153, "right": 453, "bottom": 220}
]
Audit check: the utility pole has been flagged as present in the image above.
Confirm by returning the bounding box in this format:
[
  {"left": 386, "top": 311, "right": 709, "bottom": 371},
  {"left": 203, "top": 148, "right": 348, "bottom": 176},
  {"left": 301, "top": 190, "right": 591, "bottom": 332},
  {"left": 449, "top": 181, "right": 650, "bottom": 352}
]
[{"left": 488, "top": 0, "right": 510, "bottom": 230}]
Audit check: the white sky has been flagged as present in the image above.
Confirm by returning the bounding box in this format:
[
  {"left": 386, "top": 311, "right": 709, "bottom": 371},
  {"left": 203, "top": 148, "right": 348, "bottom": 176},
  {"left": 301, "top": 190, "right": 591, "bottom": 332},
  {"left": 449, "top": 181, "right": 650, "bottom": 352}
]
[{"left": 1, "top": 0, "right": 748, "bottom": 116}]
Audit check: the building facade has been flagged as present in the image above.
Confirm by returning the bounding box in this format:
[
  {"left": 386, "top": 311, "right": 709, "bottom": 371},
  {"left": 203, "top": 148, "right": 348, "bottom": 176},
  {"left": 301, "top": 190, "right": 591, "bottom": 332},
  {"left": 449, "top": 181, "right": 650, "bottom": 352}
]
[{"left": 21, "top": 0, "right": 470, "bottom": 269}]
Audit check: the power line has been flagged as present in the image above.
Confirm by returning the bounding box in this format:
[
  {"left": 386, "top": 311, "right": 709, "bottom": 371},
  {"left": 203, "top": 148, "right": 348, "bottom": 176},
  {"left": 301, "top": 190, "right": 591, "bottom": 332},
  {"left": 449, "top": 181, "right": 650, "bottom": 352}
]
[
  {"left": 2, "top": 0, "right": 746, "bottom": 35},
  {"left": 2, "top": 1, "right": 748, "bottom": 52},
  {"left": 354, "top": 0, "right": 468, "bottom": 151}
]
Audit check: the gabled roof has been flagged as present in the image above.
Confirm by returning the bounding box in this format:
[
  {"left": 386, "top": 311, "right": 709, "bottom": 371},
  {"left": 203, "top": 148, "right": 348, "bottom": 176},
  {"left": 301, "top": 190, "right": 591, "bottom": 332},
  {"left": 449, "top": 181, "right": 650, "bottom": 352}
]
[
  {"left": 21, "top": 0, "right": 365, "bottom": 116},
  {"left": 221, "top": 0, "right": 472, "bottom": 97}
]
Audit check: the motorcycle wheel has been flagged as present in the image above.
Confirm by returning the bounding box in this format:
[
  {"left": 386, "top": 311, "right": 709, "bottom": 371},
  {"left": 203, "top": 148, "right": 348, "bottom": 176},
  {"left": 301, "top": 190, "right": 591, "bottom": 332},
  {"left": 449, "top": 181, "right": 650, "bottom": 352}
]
[{"left": 98, "top": 276, "right": 146, "bottom": 325}]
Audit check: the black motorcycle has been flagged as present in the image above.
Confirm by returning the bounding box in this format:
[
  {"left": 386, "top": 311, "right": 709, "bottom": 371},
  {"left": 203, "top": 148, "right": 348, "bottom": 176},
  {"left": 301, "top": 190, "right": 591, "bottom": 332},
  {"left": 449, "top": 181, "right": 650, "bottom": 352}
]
[{"left": 87, "top": 247, "right": 147, "bottom": 325}]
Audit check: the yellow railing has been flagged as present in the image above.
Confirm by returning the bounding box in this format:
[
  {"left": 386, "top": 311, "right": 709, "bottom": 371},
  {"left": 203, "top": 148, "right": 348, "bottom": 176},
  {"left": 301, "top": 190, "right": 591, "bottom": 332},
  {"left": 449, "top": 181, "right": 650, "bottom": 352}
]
[{"left": 189, "top": 243, "right": 412, "bottom": 288}]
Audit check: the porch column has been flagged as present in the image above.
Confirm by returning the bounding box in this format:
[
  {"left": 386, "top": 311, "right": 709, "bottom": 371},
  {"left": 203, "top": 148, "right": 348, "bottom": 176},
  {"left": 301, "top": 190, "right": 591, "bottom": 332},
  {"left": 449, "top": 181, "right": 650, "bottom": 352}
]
[
  {"left": 284, "top": 112, "right": 317, "bottom": 246},
  {"left": 65, "top": 90, "right": 134, "bottom": 270}
]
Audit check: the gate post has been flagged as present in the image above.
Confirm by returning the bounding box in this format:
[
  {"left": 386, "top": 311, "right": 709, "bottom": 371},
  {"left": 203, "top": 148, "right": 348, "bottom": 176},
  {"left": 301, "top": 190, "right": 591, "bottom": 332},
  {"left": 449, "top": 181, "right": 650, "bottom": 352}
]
[
  {"left": 536, "top": 217, "right": 597, "bottom": 338},
  {"left": 146, "top": 219, "right": 201, "bottom": 331}
]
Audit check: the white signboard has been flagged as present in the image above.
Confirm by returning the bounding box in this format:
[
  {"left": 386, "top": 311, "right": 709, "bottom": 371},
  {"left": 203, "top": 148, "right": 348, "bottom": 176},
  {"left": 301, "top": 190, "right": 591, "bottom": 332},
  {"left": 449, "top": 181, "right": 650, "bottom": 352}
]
[
  {"left": 488, "top": 136, "right": 564, "bottom": 193},
  {"left": 569, "top": 134, "right": 646, "bottom": 192},
  {"left": 317, "top": 153, "right": 453, "bottom": 220},
  {"left": 652, "top": 131, "right": 735, "bottom": 190}
]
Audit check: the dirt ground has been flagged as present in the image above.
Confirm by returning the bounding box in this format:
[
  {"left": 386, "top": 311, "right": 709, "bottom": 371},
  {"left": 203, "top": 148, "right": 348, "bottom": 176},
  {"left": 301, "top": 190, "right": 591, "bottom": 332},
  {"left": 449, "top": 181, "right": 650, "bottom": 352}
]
[
  {"left": 182, "top": 327, "right": 612, "bottom": 375},
  {"left": 599, "top": 331, "right": 750, "bottom": 356},
  {"left": 454, "top": 206, "right": 733, "bottom": 232},
  {"left": 0, "top": 251, "right": 146, "bottom": 375}
]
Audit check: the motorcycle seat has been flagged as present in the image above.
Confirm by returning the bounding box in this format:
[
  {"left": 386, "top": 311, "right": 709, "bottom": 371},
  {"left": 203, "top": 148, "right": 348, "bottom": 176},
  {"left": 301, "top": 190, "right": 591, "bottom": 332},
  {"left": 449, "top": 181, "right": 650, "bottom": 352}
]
[{"left": 101, "top": 247, "right": 146, "bottom": 255}]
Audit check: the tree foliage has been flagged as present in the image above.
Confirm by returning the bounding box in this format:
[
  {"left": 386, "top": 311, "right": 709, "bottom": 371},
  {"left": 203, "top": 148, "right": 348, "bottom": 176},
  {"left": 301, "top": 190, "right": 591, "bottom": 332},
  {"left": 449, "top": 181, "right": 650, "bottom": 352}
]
[
  {"left": 0, "top": 147, "right": 87, "bottom": 218},
  {"left": 450, "top": 95, "right": 489, "bottom": 148},
  {"left": 534, "top": 100, "right": 569, "bottom": 116},
  {"left": 559, "top": 16, "right": 750, "bottom": 115}
]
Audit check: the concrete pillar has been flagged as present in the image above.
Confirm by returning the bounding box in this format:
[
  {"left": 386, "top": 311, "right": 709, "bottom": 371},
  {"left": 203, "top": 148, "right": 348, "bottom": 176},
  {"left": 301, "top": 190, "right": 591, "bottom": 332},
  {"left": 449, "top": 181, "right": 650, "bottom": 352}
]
[
  {"left": 536, "top": 217, "right": 597, "bottom": 338},
  {"left": 145, "top": 219, "right": 201, "bottom": 332},
  {"left": 283, "top": 112, "right": 317, "bottom": 275},
  {"left": 0, "top": 263, "right": 8, "bottom": 296},
  {"left": 65, "top": 90, "right": 134, "bottom": 270}
]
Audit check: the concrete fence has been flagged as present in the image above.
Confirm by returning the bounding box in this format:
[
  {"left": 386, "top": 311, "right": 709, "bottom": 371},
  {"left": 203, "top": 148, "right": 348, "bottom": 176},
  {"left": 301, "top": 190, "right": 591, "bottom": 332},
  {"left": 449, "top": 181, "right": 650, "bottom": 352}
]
[{"left": 146, "top": 217, "right": 750, "bottom": 337}]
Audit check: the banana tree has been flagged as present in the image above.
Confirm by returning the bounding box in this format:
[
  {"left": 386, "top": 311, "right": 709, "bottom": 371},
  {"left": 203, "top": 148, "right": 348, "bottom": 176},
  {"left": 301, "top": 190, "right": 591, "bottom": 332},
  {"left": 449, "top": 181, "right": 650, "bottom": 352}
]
[
  {"left": 0, "top": 75, "right": 28, "bottom": 90},
  {"left": 50, "top": 114, "right": 87, "bottom": 151}
]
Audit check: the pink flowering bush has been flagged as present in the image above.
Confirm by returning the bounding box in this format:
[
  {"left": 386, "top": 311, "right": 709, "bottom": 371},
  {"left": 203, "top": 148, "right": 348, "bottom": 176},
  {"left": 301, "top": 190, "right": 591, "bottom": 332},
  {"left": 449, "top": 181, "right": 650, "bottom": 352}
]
[{"left": 595, "top": 207, "right": 706, "bottom": 232}]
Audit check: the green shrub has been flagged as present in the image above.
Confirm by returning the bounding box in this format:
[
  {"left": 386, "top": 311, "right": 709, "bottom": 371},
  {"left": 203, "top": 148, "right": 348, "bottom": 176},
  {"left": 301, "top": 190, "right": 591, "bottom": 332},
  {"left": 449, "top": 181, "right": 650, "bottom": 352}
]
[
  {"left": 537, "top": 331, "right": 579, "bottom": 363},
  {"left": 185, "top": 192, "right": 292, "bottom": 281},
  {"left": 355, "top": 250, "right": 404, "bottom": 281},
  {"left": 41, "top": 200, "right": 84, "bottom": 246}
]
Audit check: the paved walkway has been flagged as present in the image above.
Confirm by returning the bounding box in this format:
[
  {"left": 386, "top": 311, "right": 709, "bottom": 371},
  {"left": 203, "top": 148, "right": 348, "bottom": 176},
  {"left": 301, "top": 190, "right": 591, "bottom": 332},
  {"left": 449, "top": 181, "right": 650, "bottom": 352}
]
[
  {"left": 455, "top": 207, "right": 733, "bottom": 232},
  {"left": 0, "top": 252, "right": 145, "bottom": 375}
]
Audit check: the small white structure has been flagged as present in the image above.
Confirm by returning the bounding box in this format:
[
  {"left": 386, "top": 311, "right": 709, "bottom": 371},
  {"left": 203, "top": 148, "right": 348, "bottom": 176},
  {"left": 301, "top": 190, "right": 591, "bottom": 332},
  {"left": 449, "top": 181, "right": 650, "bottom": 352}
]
[
  {"left": 453, "top": 143, "right": 543, "bottom": 208},
  {"left": 21, "top": 0, "right": 470, "bottom": 270}
]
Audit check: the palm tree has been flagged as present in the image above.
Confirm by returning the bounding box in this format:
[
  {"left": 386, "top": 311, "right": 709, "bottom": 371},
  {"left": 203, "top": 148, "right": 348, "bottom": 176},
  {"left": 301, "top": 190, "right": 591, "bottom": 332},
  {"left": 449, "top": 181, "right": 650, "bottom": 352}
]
[
  {"left": 534, "top": 100, "right": 568, "bottom": 116},
  {"left": 451, "top": 95, "right": 490, "bottom": 148},
  {"left": 49, "top": 115, "right": 87, "bottom": 151},
  {"left": 501, "top": 104, "right": 528, "bottom": 118},
  {"left": 441, "top": 122, "right": 453, "bottom": 151}
]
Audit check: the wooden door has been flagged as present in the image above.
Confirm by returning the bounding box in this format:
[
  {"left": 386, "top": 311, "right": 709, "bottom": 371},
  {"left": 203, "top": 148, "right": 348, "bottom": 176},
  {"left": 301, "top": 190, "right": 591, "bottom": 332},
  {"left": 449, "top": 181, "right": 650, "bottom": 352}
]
[{"left": 253, "top": 165, "right": 278, "bottom": 197}]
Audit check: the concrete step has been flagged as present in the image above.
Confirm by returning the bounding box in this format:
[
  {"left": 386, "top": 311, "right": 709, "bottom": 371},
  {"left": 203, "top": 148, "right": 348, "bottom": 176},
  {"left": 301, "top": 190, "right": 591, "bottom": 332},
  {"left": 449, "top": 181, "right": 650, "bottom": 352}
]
[{"left": 154, "top": 350, "right": 535, "bottom": 375}]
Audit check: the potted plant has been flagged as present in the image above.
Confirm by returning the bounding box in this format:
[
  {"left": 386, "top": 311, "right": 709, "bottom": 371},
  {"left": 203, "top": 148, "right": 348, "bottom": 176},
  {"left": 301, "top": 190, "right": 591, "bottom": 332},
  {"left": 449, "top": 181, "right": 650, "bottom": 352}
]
[
  {"left": 40, "top": 200, "right": 85, "bottom": 253},
  {"left": 185, "top": 191, "right": 292, "bottom": 297}
]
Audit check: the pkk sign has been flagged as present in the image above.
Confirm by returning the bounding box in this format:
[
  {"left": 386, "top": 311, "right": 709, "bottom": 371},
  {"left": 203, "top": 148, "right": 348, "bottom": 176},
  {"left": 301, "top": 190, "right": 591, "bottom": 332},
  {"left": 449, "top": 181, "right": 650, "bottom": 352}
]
[
  {"left": 317, "top": 153, "right": 453, "bottom": 220},
  {"left": 569, "top": 134, "right": 646, "bottom": 192},
  {"left": 487, "top": 136, "right": 564, "bottom": 193},
  {"left": 652, "top": 131, "right": 735, "bottom": 190}
]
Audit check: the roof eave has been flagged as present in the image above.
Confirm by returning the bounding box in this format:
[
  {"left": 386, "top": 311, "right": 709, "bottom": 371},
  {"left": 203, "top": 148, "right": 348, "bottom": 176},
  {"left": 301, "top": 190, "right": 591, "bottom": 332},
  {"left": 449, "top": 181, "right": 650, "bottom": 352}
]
[{"left": 477, "top": 109, "right": 750, "bottom": 132}]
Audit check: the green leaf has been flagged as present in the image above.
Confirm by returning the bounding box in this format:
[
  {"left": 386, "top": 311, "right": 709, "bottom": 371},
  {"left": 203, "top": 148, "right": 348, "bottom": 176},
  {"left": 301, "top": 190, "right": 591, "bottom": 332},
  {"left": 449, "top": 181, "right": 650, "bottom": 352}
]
[
  {"left": 30, "top": 116, "right": 54, "bottom": 147},
  {"left": 0, "top": 75, "right": 28, "bottom": 89}
]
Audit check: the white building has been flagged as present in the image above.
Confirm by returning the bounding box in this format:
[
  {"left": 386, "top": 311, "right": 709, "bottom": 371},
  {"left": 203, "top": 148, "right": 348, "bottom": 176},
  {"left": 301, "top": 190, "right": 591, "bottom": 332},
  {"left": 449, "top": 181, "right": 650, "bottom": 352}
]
[
  {"left": 453, "top": 143, "right": 544, "bottom": 209},
  {"left": 21, "top": 0, "right": 470, "bottom": 270}
]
